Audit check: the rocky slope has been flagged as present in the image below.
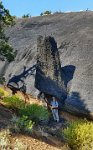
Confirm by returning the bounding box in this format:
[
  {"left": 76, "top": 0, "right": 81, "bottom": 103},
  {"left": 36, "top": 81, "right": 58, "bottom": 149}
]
[{"left": 0, "top": 11, "right": 93, "bottom": 118}]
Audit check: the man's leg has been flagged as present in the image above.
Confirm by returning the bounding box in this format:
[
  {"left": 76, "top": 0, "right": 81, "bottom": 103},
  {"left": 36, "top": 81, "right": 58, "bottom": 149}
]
[
  {"left": 55, "top": 109, "right": 59, "bottom": 122},
  {"left": 52, "top": 109, "right": 56, "bottom": 121}
]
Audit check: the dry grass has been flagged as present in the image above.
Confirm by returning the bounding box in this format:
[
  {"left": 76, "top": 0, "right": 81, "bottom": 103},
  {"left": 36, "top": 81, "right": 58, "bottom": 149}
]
[{"left": 0, "top": 86, "right": 44, "bottom": 106}]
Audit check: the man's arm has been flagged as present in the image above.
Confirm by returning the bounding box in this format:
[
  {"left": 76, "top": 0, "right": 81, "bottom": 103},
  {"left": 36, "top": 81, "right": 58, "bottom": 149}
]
[
  {"left": 51, "top": 101, "right": 58, "bottom": 109},
  {"left": 51, "top": 106, "right": 58, "bottom": 109},
  {"left": 45, "top": 98, "right": 52, "bottom": 109}
]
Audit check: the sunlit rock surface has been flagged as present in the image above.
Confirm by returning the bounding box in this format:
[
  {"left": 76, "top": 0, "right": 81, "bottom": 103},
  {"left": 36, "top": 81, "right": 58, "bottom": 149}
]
[{"left": 0, "top": 12, "right": 93, "bottom": 118}]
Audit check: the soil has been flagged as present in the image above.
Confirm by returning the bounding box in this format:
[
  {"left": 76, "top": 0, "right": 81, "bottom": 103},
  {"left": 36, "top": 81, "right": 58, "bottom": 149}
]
[{"left": 0, "top": 103, "right": 13, "bottom": 129}]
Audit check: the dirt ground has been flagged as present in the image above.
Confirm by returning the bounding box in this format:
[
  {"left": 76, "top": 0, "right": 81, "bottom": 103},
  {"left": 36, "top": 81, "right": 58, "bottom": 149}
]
[{"left": 11, "top": 134, "right": 63, "bottom": 150}]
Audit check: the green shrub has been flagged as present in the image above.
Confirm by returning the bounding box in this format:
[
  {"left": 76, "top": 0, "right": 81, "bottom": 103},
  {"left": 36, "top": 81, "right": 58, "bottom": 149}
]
[
  {"left": 22, "top": 14, "right": 31, "bottom": 18},
  {"left": 0, "top": 76, "right": 5, "bottom": 84},
  {"left": 11, "top": 115, "right": 34, "bottom": 133},
  {"left": 0, "top": 87, "right": 10, "bottom": 98},
  {"left": 3, "top": 95, "right": 25, "bottom": 110},
  {"left": 19, "top": 104, "right": 50, "bottom": 124},
  {"left": 44, "top": 10, "right": 51, "bottom": 15},
  {"left": 40, "top": 10, "right": 51, "bottom": 16},
  {"left": 3, "top": 95, "right": 49, "bottom": 124},
  {"left": 0, "top": 88, "right": 4, "bottom": 98},
  {"left": 63, "top": 119, "right": 93, "bottom": 150}
]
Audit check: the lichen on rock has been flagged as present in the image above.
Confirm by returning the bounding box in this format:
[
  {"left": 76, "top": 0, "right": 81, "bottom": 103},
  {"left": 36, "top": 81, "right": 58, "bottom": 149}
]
[{"left": 35, "top": 36, "right": 67, "bottom": 103}]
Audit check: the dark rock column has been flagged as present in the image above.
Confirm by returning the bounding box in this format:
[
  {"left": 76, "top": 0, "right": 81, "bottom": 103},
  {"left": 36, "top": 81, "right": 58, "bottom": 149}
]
[{"left": 35, "top": 36, "right": 67, "bottom": 103}]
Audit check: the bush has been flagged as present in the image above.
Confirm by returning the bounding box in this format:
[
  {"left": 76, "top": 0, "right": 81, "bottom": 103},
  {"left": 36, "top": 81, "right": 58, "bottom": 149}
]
[
  {"left": 11, "top": 115, "right": 34, "bottom": 133},
  {"left": 40, "top": 10, "right": 51, "bottom": 16},
  {"left": 22, "top": 14, "right": 31, "bottom": 18},
  {"left": 2, "top": 94, "right": 49, "bottom": 125},
  {"left": 3, "top": 95, "right": 49, "bottom": 124},
  {"left": 63, "top": 119, "right": 93, "bottom": 150},
  {"left": 3, "top": 95, "right": 25, "bottom": 110},
  {"left": 43, "top": 10, "right": 51, "bottom": 15},
  {"left": 0, "top": 87, "right": 9, "bottom": 98},
  {"left": 19, "top": 104, "right": 50, "bottom": 124},
  {"left": 0, "top": 88, "right": 4, "bottom": 98},
  {"left": 0, "top": 76, "right": 5, "bottom": 84}
]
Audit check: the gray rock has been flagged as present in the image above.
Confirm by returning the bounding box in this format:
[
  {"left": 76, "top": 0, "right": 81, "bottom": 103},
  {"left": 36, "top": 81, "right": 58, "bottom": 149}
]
[
  {"left": 35, "top": 36, "right": 67, "bottom": 101},
  {"left": 0, "top": 12, "right": 93, "bottom": 119}
]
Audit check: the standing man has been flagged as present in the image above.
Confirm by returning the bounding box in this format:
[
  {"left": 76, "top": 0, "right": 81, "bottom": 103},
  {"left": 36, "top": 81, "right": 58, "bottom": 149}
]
[{"left": 50, "top": 97, "right": 59, "bottom": 122}]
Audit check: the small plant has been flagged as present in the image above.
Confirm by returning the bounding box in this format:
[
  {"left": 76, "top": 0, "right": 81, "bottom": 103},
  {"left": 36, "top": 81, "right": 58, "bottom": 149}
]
[
  {"left": 0, "top": 87, "right": 9, "bottom": 98},
  {"left": 40, "top": 10, "right": 51, "bottom": 16},
  {"left": 14, "top": 139, "right": 28, "bottom": 150},
  {"left": 0, "top": 129, "right": 11, "bottom": 150},
  {"left": 11, "top": 115, "right": 34, "bottom": 133},
  {"left": 40, "top": 12, "right": 43, "bottom": 16},
  {"left": 63, "top": 119, "right": 93, "bottom": 150},
  {"left": 0, "top": 76, "right": 5, "bottom": 84},
  {"left": 3, "top": 95, "right": 25, "bottom": 110},
  {"left": 0, "top": 88, "right": 4, "bottom": 98},
  {"left": 19, "top": 104, "right": 50, "bottom": 124},
  {"left": 22, "top": 14, "right": 31, "bottom": 18},
  {"left": 43, "top": 10, "right": 51, "bottom": 15}
]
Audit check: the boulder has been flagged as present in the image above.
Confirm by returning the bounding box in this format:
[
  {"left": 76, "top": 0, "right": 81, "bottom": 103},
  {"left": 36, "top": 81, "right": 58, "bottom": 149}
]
[{"left": 35, "top": 36, "right": 67, "bottom": 102}]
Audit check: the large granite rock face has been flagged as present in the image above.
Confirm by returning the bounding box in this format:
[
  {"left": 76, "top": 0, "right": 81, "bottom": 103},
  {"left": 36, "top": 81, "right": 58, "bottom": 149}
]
[
  {"left": 35, "top": 36, "right": 67, "bottom": 101},
  {"left": 0, "top": 12, "right": 93, "bottom": 119}
]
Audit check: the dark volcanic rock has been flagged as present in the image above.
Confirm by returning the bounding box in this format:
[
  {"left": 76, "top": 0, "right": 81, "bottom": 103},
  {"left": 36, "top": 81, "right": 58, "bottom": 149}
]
[{"left": 35, "top": 36, "right": 67, "bottom": 101}]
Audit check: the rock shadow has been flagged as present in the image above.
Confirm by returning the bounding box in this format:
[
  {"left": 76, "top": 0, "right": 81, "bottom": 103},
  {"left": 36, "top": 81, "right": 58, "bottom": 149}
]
[
  {"left": 36, "top": 65, "right": 76, "bottom": 106},
  {"left": 35, "top": 66, "right": 67, "bottom": 102},
  {"left": 65, "top": 91, "right": 90, "bottom": 118},
  {"left": 61, "top": 65, "right": 76, "bottom": 88},
  {"left": 7, "top": 64, "right": 36, "bottom": 93}
]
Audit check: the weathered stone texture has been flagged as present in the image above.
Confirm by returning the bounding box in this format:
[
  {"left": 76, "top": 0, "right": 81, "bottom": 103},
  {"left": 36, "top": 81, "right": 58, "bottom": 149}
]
[
  {"left": 35, "top": 36, "right": 67, "bottom": 100},
  {"left": 1, "top": 12, "right": 93, "bottom": 119}
]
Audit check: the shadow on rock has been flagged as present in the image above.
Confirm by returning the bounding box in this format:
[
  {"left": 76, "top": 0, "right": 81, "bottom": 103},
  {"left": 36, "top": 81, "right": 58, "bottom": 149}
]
[
  {"left": 7, "top": 65, "right": 36, "bottom": 94},
  {"left": 65, "top": 91, "right": 91, "bottom": 119},
  {"left": 61, "top": 65, "right": 76, "bottom": 89}
]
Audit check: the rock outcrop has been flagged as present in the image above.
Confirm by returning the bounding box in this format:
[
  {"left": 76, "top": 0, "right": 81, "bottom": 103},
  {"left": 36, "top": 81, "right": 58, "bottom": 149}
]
[
  {"left": 35, "top": 36, "right": 67, "bottom": 102},
  {"left": 0, "top": 12, "right": 93, "bottom": 119}
]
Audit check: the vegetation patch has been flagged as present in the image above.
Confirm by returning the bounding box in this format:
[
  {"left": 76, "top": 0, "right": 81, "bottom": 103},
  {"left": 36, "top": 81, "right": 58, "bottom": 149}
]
[
  {"left": 3, "top": 95, "right": 25, "bottom": 111},
  {"left": 2, "top": 94, "right": 50, "bottom": 124},
  {"left": 63, "top": 119, "right": 93, "bottom": 150},
  {"left": 0, "top": 77, "right": 5, "bottom": 85},
  {"left": 10, "top": 115, "right": 34, "bottom": 133},
  {"left": 19, "top": 104, "right": 50, "bottom": 124},
  {"left": 0, "top": 87, "right": 9, "bottom": 98}
]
